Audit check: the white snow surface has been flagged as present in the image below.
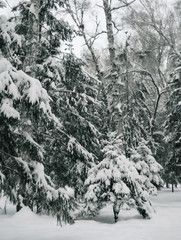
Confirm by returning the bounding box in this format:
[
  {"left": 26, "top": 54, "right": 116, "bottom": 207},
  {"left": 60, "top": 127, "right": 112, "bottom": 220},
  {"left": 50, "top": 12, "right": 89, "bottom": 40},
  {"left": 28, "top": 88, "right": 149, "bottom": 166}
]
[{"left": 0, "top": 188, "right": 181, "bottom": 240}]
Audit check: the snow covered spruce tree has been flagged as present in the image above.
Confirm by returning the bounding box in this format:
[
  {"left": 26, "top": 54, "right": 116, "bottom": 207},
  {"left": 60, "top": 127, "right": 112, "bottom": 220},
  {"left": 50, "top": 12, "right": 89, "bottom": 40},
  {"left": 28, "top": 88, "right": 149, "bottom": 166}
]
[
  {"left": 164, "top": 53, "right": 181, "bottom": 190},
  {"left": 44, "top": 54, "right": 103, "bottom": 198},
  {"left": 36, "top": 52, "right": 103, "bottom": 199},
  {"left": 8, "top": 0, "right": 103, "bottom": 202},
  {"left": 0, "top": 2, "right": 77, "bottom": 224},
  {"left": 0, "top": 55, "right": 76, "bottom": 223},
  {"left": 84, "top": 132, "right": 154, "bottom": 222},
  {"left": 130, "top": 139, "right": 163, "bottom": 194}
]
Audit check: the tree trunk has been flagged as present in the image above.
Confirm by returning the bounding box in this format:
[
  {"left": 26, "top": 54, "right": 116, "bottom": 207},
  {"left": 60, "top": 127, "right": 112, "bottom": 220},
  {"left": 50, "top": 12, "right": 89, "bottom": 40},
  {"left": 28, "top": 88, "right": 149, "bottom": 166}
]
[
  {"left": 172, "top": 182, "right": 174, "bottom": 193},
  {"left": 16, "top": 203, "right": 22, "bottom": 212},
  {"left": 102, "top": 0, "right": 122, "bottom": 133},
  {"left": 3, "top": 199, "right": 7, "bottom": 214},
  {"left": 113, "top": 198, "right": 122, "bottom": 223},
  {"left": 102, "top": 0, "right": 115, "bottom": 64},
  {"left": 16, "top": 194, "right": 23, "bottom": 212}
]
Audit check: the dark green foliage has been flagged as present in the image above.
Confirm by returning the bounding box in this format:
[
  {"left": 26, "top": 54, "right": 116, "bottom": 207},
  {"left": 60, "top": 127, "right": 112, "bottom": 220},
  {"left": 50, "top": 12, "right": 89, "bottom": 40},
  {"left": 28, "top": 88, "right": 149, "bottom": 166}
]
[
  {"left": 5, "top": 0, "right": 103, "bottom": 202},
  {"left": 38, "top": 54, "right": 103, "bottom": 197},
  {"left": 164, "top": 53, "right": 181, "bottom": 185},
  {"left": 0, "top": 0, "right": 80, "bottom": 223},
  {"left": 0, "top": 60, "right": 77, "bottom": 223},
  {"left": 9, "top": 0, "right": 74, "bottom": 66}
]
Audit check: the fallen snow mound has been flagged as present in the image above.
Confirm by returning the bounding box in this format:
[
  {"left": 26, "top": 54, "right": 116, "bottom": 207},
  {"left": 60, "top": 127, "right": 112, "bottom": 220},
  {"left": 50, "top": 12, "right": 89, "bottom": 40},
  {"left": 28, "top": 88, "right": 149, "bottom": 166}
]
[{"left": 11, "top": 207, "right": 40, "bottom": 224}]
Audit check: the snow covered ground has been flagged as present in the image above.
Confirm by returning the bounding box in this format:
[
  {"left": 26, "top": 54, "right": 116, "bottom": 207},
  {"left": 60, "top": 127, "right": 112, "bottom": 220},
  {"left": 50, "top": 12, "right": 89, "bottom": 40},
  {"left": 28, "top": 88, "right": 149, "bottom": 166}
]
[{"left": 0, "top": 188, "right": 180, "bottom": 240}]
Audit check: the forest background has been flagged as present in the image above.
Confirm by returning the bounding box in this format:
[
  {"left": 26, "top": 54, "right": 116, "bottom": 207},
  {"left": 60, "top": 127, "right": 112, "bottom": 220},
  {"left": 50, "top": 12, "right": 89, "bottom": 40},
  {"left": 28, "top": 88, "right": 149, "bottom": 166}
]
[{"left": 0, "top": 0, "right": 180, "bottom": 224}]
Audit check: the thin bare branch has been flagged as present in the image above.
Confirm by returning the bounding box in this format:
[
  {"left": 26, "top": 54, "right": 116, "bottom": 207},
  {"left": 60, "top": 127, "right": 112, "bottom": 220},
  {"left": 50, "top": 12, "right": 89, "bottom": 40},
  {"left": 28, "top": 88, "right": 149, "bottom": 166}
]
[
  {"left": 95, "top": 4, "right": 104, "bottom": 9},
  {"left": 87, "top": 30, "right": 107, "bottom": 47},
  {"left": 111, "top": 0, "right": 136, "bottom": 11},
  {"left": 111, "top": 20, "right": 123, "bottom": 34}
]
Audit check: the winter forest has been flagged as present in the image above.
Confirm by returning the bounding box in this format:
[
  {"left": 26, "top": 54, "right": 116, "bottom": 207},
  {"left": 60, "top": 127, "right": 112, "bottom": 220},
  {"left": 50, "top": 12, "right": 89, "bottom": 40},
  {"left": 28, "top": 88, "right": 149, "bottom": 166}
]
[{"left": 0, "top": 0, "right": 181, "bottom": 239}]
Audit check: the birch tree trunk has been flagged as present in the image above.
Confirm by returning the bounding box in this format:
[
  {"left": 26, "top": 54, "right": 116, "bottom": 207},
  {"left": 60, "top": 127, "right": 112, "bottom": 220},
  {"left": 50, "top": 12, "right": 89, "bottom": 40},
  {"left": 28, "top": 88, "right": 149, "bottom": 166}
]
[
  {"left": 102, "top": 0, "right": 115, "bottom": 65},
  {"left": 102, "top": 0, "right": 123, "bottom": 134}
]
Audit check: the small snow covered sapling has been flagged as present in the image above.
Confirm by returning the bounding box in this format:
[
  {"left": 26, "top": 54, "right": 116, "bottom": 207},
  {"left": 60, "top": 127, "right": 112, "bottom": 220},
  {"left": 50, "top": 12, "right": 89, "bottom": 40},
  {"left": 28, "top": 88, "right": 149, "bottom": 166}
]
[{"left": 84, "top": 132, "right": 154, "bottom": 222}]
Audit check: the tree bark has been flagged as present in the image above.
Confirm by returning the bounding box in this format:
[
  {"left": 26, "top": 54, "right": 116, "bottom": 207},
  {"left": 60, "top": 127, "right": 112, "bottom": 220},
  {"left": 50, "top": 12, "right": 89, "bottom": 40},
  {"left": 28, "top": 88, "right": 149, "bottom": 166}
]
[
  {"left": 113, "top": 198, "right": 122, "bottom": 223},
  {"left": 102, "top": 0, "right": 123, "bottom": 134},
  {"left": 102, "top": 0, "right": 115, "bottom": 64},
  {"left": 172, "top": 182, "right": 174, "bottom": 193}
]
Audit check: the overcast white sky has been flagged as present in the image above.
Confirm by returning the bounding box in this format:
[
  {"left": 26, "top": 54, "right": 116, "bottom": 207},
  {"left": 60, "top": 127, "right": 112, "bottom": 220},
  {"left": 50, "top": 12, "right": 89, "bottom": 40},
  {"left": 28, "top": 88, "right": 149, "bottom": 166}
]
[
  {"left": 0, "top": 0, "right": 176, "bottom": 14},
  {"left": 0, "top": 0, "right": 177, "bottom": 57}
]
